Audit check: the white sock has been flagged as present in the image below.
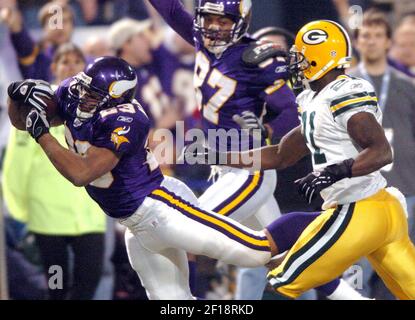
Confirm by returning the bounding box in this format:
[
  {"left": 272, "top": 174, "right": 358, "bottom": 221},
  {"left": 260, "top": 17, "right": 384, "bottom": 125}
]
[{"left": 327, "top": 279, "right": 373, "bottom": 300}]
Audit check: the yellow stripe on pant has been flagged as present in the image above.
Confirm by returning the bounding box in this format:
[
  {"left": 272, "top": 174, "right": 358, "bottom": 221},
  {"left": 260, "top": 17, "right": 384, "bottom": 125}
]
[
  {"left": 217, "top": 171, "right": 262, "bottom": 216},
  {"left": 150, "top": 188, "right": 270, "bottom": 249},
  {"left": 268, "top": 189, "right": 415, "bottom": 300}
]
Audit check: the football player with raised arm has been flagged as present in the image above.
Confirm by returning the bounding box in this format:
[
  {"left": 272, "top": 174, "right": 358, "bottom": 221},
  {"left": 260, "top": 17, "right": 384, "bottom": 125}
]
[
  {"left": 147, "top": 0, "right": 295, "bottom": 299},
  {"left": 190, "top": 20, "right": 415, "bottom": 299},
  {"left": 148, "top": 0, "right": 295, "bottom": 232}
]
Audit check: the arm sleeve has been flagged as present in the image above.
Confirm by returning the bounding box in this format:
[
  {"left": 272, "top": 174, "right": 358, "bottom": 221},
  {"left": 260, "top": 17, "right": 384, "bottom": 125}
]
[
  {"left": 335, "top": 103, "right": 379, "bottom": 130},
  {"left": 264, "top": 84, "right": 300, "bottom": 139},
  {"left": 10, "top": 28, "right": 51, "bottom": 80},
  {"left": 148, "top": 0, "right": 195, "bottom": 45},
  {"left": 330, "top": 81, "right": 380, "bottom": 129},
  {"left": 257, "top": 58, "right": 290, "bottom": 94}
]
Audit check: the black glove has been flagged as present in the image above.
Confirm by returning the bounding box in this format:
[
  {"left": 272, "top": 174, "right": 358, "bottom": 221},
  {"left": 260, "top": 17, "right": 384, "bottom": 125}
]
[
  {"left": 26, "top": 108, "right": 50, "bottom": 142},
  {"left": 295, "top": 159, "right": 355, "bottom": 204},
  {"left": 179, "top": 142, "right": 222, "bottom": 165},
  {"left": 233, "top": 111, "right": 268, "bottom": 140},
  {"left": 7, "top": 79, "right": 54, "bottom": 112}
]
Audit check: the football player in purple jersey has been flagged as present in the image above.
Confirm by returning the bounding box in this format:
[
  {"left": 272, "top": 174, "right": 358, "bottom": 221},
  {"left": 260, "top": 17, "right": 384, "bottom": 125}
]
[
  {"left": 147, "top": 0, "right": 294, "bottom": 299},
  {"left": 7, "top": 57, "right": 283, "bottom": 300},
  {"left": 8, "top": 55, "right": 369, "bottom": 300}
]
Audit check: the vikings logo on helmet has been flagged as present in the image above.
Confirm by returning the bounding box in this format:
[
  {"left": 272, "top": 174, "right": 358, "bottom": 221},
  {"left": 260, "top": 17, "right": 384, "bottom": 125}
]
[
  {"left": 111, "top": 126, "right": 131, "bottom": 150},
  {"left": 68, "top": 57, "right": 137, "bottom": 121},
  {"left": 109, "top": 79, "right": 138, "bottom": 98},
  {"left": 239, "top": 0, "right": 251, "bottom": 17}
]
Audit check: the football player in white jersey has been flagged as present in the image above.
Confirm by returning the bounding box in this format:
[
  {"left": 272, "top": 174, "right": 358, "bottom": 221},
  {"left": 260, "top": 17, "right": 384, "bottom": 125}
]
[{"left": 190, "top": 20, "right": 415, "bottom": 299}]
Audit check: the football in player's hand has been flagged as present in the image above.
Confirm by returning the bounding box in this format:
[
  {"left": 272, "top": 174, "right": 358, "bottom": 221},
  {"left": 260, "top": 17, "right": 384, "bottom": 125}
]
[{"left": 7, "top": 93, "right": 58, "bottom": 131}]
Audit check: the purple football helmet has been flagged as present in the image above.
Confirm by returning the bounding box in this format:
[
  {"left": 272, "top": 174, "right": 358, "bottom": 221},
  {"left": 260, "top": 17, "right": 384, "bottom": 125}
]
[
  {"left": 69, "top": 56, "right": 137, "bottom": 121},
  {"left": 194, "top": 0, "right": 252, "bottom": 55}
]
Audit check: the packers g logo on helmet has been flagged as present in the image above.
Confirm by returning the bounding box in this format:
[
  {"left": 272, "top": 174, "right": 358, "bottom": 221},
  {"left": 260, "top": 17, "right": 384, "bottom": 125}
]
[
  {"left": 302, "top": 29, "right": 328, "bottom": 45},
  {"left": 291, "top": 20, "right": 352, "bottom": 82}
]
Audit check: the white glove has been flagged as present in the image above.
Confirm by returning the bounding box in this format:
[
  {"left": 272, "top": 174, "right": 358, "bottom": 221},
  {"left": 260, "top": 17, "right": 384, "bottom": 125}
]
[{"left": 232, "top": 111, "right": 268, "bottom": 139}]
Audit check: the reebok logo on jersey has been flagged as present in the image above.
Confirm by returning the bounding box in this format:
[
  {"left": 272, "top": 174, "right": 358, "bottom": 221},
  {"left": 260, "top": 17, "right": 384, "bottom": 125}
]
[
  {"left": 117, "top": 115, "right": 134, "bottom": 123},
  {"left": 350, "top": 83, "right": 363, "bottom": 90},
  {"left": 275, "top": 65, "right": 287, "bottom": 73}
]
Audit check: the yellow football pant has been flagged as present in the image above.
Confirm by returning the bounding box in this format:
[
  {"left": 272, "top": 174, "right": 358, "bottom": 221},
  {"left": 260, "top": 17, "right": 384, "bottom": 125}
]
[{"left": 268, "top": 188, "right": 415, "bottom": 300}]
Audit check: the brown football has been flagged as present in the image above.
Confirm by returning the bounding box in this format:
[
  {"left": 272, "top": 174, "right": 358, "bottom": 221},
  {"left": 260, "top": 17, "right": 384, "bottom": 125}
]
[{"left": 8, "top": 94, "right": 58, "bottom": 130}]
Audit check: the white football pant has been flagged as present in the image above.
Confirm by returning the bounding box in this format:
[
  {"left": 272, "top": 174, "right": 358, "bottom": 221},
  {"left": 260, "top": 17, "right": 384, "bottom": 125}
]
[
  {"left": 199, "top": 167, "right": 281, "bottom": 300},
  {"left": 119, "top": 176, "right": 271, "bottom": 300}
]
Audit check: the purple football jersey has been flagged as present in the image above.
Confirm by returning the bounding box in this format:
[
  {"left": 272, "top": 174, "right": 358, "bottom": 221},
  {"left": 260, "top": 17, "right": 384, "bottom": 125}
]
[
  {"left": 149, "top": 0, "right": 299, "bottom": 152},
  {"left": 133, "top": 45, "right": 175, "bottom": 127},
  {"left": 55, "top": 78, "right": 164, "bottom": 218},
  {"left": 195, "top": 38, "right": 292, "bottom": 151}
]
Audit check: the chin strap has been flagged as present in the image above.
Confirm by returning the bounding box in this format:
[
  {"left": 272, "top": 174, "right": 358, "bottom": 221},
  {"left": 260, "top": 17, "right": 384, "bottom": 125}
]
[
  {"left": 76, "top": 107, "right": 96, "bottom": 121},
  {"left": 206, "top": 44, "right": 228, "bottom": 58}
]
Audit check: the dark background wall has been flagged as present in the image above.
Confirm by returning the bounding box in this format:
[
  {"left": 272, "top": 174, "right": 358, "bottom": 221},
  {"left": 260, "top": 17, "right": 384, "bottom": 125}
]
[{"left": 250, "top": 0, "right": 373, "bottom": 34}]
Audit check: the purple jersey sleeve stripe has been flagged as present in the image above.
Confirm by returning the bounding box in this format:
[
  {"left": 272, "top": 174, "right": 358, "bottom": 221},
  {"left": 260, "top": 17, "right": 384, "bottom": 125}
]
[
  {"left": 150, "top": 187, "right": 270, "bottom": 248},
  {"left": 10, "top": 28, "right": 54, "bottom": 80},
  {"left": 18, "top": 45, "right": 40, "bottom": 66},
  {"left": 10, "top": 28, "right": 37, "bottom": 59},
  {"left": 148, "top": 0, "right": 195, "bottom": 46},
  {"left": 212, "top": 171, "right": 264, "bottom": 216}
]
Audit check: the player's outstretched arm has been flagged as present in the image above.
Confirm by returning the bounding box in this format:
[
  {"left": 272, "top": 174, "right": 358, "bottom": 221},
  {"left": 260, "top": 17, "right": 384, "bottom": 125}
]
[
  {"left": 146, "top": 0, "right": 194, "bottom": 45},
  {"left": 347, "top": 112, "right": 392, "bottom": 176},
  {"left": 38, "top": 133, "right": 120, "bottom": 187},
  {"left": 227, "top": 125, "right": 310, "bottom": 170}
]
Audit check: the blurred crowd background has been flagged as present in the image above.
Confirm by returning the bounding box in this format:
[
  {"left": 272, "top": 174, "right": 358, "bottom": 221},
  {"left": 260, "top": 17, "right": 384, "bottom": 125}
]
[{"left": 0, "top": 0, "right": 415, "bottom": 300}]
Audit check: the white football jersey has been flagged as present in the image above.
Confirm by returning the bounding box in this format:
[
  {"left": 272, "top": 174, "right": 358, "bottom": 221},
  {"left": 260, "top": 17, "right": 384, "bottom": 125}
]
[{"left": 297, "top": 75, "right": 387, "bottom": 209}]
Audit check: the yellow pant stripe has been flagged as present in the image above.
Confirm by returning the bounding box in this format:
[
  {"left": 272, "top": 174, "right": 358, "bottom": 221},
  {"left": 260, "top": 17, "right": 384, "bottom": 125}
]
[
  {"left": 151, "top": 188, "right": 270, "bottom": 249},
  {"left": 217, "top": 171, "right": 262, "bottom": 216}
]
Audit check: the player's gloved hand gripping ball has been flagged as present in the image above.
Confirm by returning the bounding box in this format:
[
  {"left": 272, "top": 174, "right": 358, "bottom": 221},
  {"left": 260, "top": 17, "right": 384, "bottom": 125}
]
[
  {"left": 25, "top": 108, "right": 50, "bottom": 142},
  {"left": 8, "top": 79, "right": 55, "bottom": 112},
  {"left": 295, "top": 158, "right": 355, "bottom": 204},
  {"left": 7, "top": 80, "right": 57, "bottom": 140}
]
